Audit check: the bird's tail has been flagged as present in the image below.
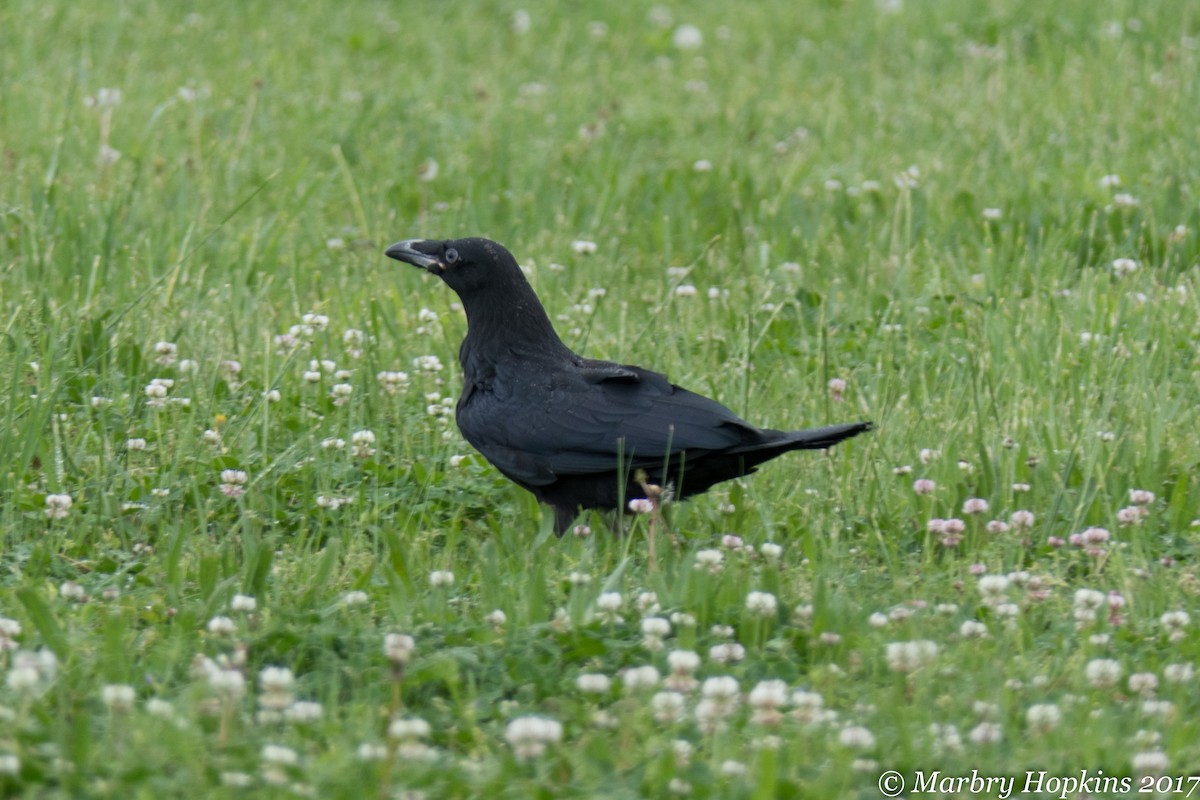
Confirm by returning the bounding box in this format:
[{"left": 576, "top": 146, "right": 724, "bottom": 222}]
[{"left": 778, "top": 421, "right": 873, "bottom": 450}]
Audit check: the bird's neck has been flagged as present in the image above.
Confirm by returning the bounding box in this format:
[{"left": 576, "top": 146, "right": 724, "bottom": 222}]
[{"left": 457, "top": 280, "right": 573, "bottom": 369}]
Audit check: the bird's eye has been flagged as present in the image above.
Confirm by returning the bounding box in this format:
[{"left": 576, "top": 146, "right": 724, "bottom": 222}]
[{"left": 444, "top": 248, "right": 459, "bottom": 265}]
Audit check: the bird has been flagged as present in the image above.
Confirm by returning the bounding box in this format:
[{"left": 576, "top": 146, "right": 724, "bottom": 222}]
[{"left": 385, "top": 236, "right": 872, "bottom": 535}]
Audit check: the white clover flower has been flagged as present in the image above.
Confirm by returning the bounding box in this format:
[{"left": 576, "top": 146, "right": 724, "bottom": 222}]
[
  {"left": 838, "top": 725, "right": 876, "bottom": 749},
  {"left": 1026, "top": 703, "right": 1061, "bottom": 732},
  {"left": 0, "top": 618, "right": 21, "bottom": 651},
  {"left": 384, "top": 633, "right": 415, "bottom": 666},
  {"left": 356, "top": 743, "right": 387, "bottom": 761},
  {"left": 1132, "top": 750, "right": 1169, "bottom": 775},
  {"left": 634, "top": 591, "right": 660, "bottom": 615},
  {"left": 977, "top": 574, "right": 1009, "bottom": 607},
  {"left": 230, "top": 594, "right": 257, "bottom": 612},
  {"left": 207, "top": 615, "right": 237, "bottom": 635},
  {"left": 982, "top": 207, "right": 1002, "bottom": 221},
  {"left": 709, "top": 643, "right": 746, "bottom": 664},
  {"left": 960, "top": 620, "right": 988, "bottom": 638},
  {"left": 702, "top": 675, "right": 740, "bottom": 701},
  {"left": 1129, "top": 672, "right": 1158, "bottom": 696},
  {"left": 1160, "top": 610, "right": 1189, "bottom": 642},
  {"left": 145, "top": 698, "right": 174, "bottom": 717},
  {"left": 693, "top": 548, "right": 724, "bottom": 575},
  {"left": 101, "top": 684, "right": 136, "bottom": 713},
  {"left": 669, "top": 611, "right": 696, "bottom": 628},
  {"left": 206, "top": 666, "right": 246, "bottom": 699},
  {"left": 672, "top": 24, "right": 703, "bottom": 50},
  {"left": 342, "top": 327, "right": 366, "bottom": 351},
  {"left": 259, "top": 667, "right": 295, "bottom": 711},
  {"left": 259, "top": 666, "right": 294, "bottom": 693},
  {"left": 220, "top": 772, "right": 253, "bottom": 788},
  {"left": 505, "top": 716, "right": 563, "bottom": 760},
  {"left": 412, "top": 355, "right": 443, "bottom": 372},
  {"left": 45, "top": 493, "right": 73, "bottom": 519},
  {"left": 641, "top": 617, "right": 671, "bottom": 637},
  {"left": 219, "top": 469, "right": 248, "bottom": 498},
  {"left": 429, "top": 570, "right": 455, "bottom": 588},
  {"left": 351, "top": 429, "right": 376, "bottom": 457},
  {"left": 1010, "top": 509, "right": 1035, "bottom": 529},
  {"left": 284, "top": 701, "right": 323, "bottom": 724},
  {"left": 627, "top": 497, "right": 655, "bottom": 514},
  {"left": 760, "top": 542, "right": 783, "bottom": 560},
  {"left": 596, "top": 591, "right": 623, "bottom": 613},
  {"left": 1141, "top": 699, "right": 1173, "bottom": 718},
  {"left": 746, "top": 591, "right": 778, "bottom": 617},
  {"left": 884, "top": 640, "right": 939, "bottom": 673},
  {"left": 6, "top": 666, "right": 41, "bottom": 694},
  {"left": 295, "top": 314, "right": 328, "bottom": 332},
  {"left": 577, "top": 673, "right": 611, "bottom": 694},
  {"left": 652, "top": 691, "right": 687, "bottom": 723},
  {"left": 1111, "top": 258, "right": 1139, "bottom": 277},
  {"left": 622, "top": 665, "right": 661, "bottom": 692},
  {"left": 220, "top": 469, "right": 247, "bottom": 485},
  {"left": 749, "top": 679, "right": 789, "bottom": 724},
  {"left": 962, "top": 498, "right": 989, "bottom": 514},
  {"left": 1129, "top": 489, "right": 1155, "bottom": 505},
  {"left": 417, "top": 158, "right": 438, "bottom": 182},
  {"left": 667, "top": 650, "right": 701, "bottom": 674},
  {"left": 1085, "top": 658, "right": 1122, "bottom": 688},
  {"left": 154, "top": 341, "right": 178, "bottom": 365},
  {"left": 511, "top": 9, "right": 531, "bottom": 34},
  {"left": 1112, "top": 193, "right": 1139, "bottom": 209},
  {"left": 388, "top": 717, "right": 431, "bottom": 740},
  {"left": 330, "top": 383, "right": 353, "bottom": 406},
  {"left": 571, "top": 240, "right": 598, "bottom": 255},
  {"left": 1074, "top": 588, "right": 1105, "bottom": 612},
  {"left": 340, "top": 590, "right": 368, "bottom": 607},
  {"left": 261, "top": 744, "right": 299, "bottom": 766},
  {"left": 1163, "top": 663, "right": 1193, "bottom": 683},
  {"left": 84, "top": 87, "right": 123, "bottom": 108},
  {"left": 969, "top": 722, "right": 1003, "bottom": 744},
  {"left": 791, "top": 690, "right": 826, "bottom": 723}
]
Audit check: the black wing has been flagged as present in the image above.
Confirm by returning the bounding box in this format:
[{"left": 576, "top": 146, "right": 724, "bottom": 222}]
[{"left": 457, "top": 361, "right": 761, "bottom": 487}]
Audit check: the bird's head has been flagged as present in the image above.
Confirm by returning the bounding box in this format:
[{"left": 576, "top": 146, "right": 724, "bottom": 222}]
[{"left": 385, "top": 237, "right": 520, "bottom": 296}]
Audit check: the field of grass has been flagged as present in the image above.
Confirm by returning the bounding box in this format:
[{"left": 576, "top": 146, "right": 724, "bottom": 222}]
[{"left": 2, "top": 0, "right": 1199, "bottom": 796}]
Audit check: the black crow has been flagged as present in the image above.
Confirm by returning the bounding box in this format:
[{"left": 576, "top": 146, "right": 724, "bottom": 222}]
[{"left": 386, "top": 237, "right": 872, "bottom": 534}]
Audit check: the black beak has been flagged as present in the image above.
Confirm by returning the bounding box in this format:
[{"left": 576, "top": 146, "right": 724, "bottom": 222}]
[{"left": 385, "top": 239, "right": 443, "bottom": 273}]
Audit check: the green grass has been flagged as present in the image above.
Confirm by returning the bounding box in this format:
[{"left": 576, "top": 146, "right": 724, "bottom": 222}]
[{"left": 1, "top": 0, "right": 1199, "bottom": 796}]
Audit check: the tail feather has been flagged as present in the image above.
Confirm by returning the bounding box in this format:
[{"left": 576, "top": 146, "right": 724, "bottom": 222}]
[{"left": 779, "top": 421, "right": 873, "bottom": 450}]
